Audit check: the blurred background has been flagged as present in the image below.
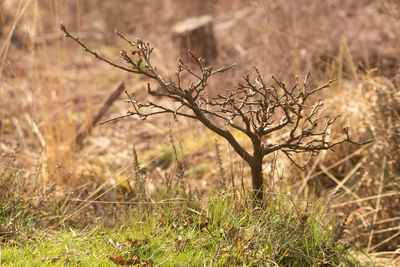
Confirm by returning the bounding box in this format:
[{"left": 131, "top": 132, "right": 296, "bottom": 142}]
[{"left": 1, "top": 0, "right": 400, "bottom": 255}]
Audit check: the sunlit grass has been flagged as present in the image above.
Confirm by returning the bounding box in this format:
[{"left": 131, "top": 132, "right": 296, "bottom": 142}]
[{"left": 0, "top": 189, "right": 362, "bottom": 266}]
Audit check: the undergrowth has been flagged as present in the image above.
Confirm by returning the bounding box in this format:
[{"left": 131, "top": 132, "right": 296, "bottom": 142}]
[
  {"left": 1, "top": 153, "right": 364, "bottom": 266},
  {"left": 0, "top": 152, "right": 44, "bottom": 228}
]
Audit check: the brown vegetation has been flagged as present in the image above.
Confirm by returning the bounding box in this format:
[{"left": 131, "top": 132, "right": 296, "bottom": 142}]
[{"left": 1, "top": 0, "right": 399, "bottom": 263}]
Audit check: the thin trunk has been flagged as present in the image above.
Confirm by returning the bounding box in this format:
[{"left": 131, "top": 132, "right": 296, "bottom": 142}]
[{"left": 251, "top": 152, "right": 264, "bottom": 200}]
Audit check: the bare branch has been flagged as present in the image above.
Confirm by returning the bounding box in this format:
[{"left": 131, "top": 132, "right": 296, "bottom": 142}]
[
  {"left": 61, "top": 25, "right": 370, "bottom": 200},
  {"left": 60, "top": 24, "right": 155, "bottom": 79}
]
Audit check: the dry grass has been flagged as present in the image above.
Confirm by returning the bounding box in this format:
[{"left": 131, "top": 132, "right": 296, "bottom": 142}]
[{"left": 1, "top": 0, "right": 400, "bottom": 264}]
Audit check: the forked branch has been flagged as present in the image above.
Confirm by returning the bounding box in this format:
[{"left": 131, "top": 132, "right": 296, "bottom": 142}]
[{"left": 61, "top": 24, "right": 371, "bottom": 200}]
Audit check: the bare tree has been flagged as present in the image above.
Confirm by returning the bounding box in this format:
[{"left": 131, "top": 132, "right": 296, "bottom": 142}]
[{"left": 60, "top": 25, "right": 369, "bottom": 200}]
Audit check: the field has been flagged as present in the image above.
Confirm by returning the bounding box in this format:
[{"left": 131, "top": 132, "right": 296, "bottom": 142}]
[{"left": 1, "top": 0, "right": 400, "bottom": 266}]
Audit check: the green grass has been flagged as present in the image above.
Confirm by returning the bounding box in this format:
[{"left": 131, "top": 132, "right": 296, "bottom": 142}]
[
  {"left": 0, "top": 188, "right": 362, "bottom": 266},
  {"left": 0, "top": 150, "right": 364, "bottom": 266}
]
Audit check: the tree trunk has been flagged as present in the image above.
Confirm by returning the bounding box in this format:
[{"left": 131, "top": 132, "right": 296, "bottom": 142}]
[
  {"left": 251, "top": 153, "right": 264, "bottom": 200},
  {"left": 172, "top": 15, "right": 217, "bottom": 66},
  {"left": 175, "top": 0, "right": 214, "bottom": 19}
]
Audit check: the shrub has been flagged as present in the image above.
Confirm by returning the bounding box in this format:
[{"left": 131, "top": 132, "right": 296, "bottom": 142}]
[{"left": 60, "top": 24, "right": 369, "bottom": 200}]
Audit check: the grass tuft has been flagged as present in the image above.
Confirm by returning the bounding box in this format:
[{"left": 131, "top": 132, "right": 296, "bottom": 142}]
[{"left": 1, "top": 184, "right": 362, "bottom": 266}]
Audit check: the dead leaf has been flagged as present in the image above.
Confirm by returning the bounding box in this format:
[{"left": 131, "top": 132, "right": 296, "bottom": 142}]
[
  {"left": 108, "top": 255, "right": 153, "bottom": 266},
  {"left": 109, "top": 255, "right": 137, "bottom": 265},
  {"left": 126, "top": 238, "right": 139, "bottom": 248}
]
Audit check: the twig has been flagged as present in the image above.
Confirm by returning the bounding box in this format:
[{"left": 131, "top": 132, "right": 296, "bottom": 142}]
[{"left": 59, "top": 24, "right": 155, "bottom": 79}]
